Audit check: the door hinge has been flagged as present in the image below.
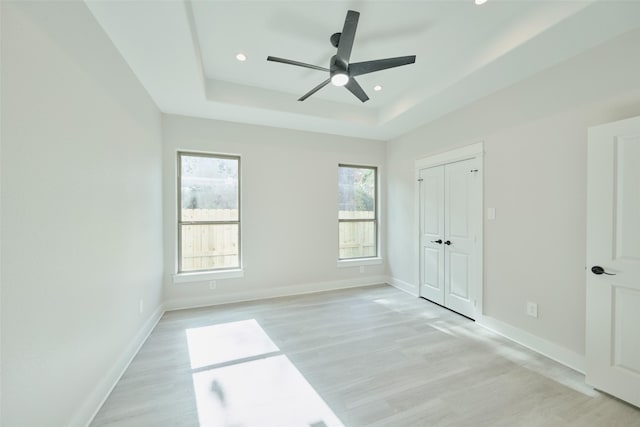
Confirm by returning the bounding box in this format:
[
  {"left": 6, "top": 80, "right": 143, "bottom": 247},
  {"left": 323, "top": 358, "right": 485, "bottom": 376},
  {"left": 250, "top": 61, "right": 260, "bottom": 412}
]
[{"left": 417, "top": 178, "right": 424, "bottom": 182}]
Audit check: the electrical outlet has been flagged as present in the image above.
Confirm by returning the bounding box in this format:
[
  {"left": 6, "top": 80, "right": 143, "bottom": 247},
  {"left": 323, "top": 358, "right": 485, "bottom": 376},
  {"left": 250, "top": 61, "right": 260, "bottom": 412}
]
[
  {"left": 359, "top": 265, "right": 365, "bottom": 273},
  {"left": 526, "top": 301, "right": 538, "bottom": 318},
  {"left": 209, "top": 280, "right": 217, "bottom": 290},
  {"left": 139, "top": 299, "right": 144, "bottom": 314}
]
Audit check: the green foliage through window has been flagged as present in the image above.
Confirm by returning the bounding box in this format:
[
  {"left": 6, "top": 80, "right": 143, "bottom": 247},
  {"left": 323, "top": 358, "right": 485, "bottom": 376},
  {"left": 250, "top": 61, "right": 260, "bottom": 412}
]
[{"left": 338, "top": 165, "right": 377, "bottom": 259}]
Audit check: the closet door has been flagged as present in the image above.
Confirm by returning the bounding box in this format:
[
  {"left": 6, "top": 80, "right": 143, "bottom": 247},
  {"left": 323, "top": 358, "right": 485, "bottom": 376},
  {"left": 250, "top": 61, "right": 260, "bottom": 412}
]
[
  {"left": 443, "top": 159, "right": 479, "bottom": 318},
  {"left": 419, "top": 158, "right": 480, "bottom": 319},
  {"left": 419, "top": 166, "right": 445, "bottom": 305}
]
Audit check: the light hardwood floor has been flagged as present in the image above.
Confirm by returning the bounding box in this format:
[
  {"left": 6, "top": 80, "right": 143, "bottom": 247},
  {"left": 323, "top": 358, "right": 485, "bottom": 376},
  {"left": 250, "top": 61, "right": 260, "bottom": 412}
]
[{"left": 91, "top": 285, "right": 640, "bottom": 427}]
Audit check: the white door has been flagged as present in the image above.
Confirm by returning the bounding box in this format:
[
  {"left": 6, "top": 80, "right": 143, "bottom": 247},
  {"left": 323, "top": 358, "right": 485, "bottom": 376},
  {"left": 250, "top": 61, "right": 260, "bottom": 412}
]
[
  {"left": 586, "top": 116, "right": 640, "bottom": 408},
  {"left": 443, "top": 159, "right": 479, "bottom": 318},
  {"left": 419, "top": 158, "right": 480, "bottom": 319},
  {"left": 419, "top": 166, "right": 445, "bottom": 305}
]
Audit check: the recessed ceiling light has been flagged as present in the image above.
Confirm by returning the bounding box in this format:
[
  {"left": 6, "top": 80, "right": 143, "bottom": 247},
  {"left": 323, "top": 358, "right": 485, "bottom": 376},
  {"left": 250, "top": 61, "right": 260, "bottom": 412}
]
[
  {"left": 236, "top": 53, "right": 247, "bottom": 62},
  {"left": 475, "top": 0, "right": 488, "bottom": 5},
  {"left": 373, "top": 85, "right": 383, "bottom": 92}
]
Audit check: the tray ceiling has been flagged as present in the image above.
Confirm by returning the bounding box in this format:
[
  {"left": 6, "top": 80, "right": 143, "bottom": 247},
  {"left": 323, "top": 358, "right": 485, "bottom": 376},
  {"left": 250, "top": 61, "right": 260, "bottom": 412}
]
[{"left": 86, "top": 0, "right": 640, "bottom": 140}]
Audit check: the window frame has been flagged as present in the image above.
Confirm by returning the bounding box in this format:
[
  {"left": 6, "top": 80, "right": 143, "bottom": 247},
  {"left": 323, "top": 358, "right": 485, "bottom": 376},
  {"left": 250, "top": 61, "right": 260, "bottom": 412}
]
[
  {"left": 338, "top": 164, "right": 378, "bottom": 261},
  {"left": 177, "top": 151, "right": 241, "bottom": 274}
]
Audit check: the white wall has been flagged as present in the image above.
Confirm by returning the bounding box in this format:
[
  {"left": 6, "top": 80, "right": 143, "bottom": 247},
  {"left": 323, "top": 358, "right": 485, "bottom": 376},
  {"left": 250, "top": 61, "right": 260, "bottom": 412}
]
[
  {"left": 162, "top": 115, "right": 386, "bottom": 308},
  {"left": 0, "top": 1, "right": 3, "bottom": 421},
  {"left": 3, "top": 2, "right": 639, "bottom": 424},
  {"left": 1, "top": 2, "right": 163, "bottom": 426},
  {"left": 387, "top": 28, "right": 640, "bottom": 363}
]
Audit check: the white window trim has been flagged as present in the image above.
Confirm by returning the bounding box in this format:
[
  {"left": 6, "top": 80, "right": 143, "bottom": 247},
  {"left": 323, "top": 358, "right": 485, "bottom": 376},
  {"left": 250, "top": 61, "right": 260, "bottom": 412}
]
[
  {"left": 338, "top": 164, "right": 379, "bottom": 261},
  {"left": 173, "top": 268, "right": 244, "bottom": 284},
  {"left": 177, "top": 151, "right": 242, "bottom": 275},
  {"left": 336, "top": 257, "right": 383, "bottom": 268}
]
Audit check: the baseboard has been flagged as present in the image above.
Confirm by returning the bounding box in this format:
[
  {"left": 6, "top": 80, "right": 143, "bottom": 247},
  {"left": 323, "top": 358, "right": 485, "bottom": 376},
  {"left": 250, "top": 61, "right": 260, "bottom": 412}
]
[
  {"left": 386, "top": 276, "right": 419, "bottom": 297},
  {"left": 379, "top": 278, "right": 585, "bottom": 374},
  {"left": 476, "top": 315, "right": 585, "bottom": 374},
  {"left": 165, "top": 275, "right": 388, "bottom": 311},
  {"left": 69, "top": 303, "right": 166, "bottom": 427},
  {"left": 69, "top": 277, "right": 386, "bottom": 425},
  {"left": 64, "top": 281, "right": 586, "bottom": 426}
]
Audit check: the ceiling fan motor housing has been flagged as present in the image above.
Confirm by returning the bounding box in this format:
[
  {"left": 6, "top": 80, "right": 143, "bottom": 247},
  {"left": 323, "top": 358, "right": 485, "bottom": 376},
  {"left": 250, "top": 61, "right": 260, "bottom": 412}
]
[
  {"left": 330, "top": 32, "right": 341, "bottom": 48},
  {"left": 329, "top": 55, "right": 347, "bottom": 75}
]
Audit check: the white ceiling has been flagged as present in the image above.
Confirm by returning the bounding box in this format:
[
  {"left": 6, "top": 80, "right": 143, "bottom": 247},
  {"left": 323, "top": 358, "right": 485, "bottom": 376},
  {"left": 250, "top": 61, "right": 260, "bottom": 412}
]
[{"left": 86, "top": 0, "right": 640, "bottom": 141}]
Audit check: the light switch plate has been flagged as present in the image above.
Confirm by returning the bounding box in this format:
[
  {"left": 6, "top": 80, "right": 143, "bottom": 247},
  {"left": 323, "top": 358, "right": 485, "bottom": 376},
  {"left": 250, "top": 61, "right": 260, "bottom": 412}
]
[
  {"left": 527, "top": 301, "right": 538, "bottom": 318},
  {"left": 487, "top": 207, "right": 496, "bottom": 220}
]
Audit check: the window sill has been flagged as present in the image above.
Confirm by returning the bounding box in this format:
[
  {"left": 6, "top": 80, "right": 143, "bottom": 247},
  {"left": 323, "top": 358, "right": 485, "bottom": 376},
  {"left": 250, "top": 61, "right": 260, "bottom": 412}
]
[
  {"left": 336, "top": 257, "right": 383, "bottom": 268},
  {"left": 173, "top": 269, "right": 244, "bottom": 284}
]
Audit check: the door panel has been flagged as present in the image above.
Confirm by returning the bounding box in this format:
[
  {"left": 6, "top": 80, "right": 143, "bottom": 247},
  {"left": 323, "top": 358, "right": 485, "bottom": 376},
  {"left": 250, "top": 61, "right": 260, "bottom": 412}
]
[
  {"left": 423, "top": 178, "right": 442, "bottom": 235},
  {"left": 423, "top": 248, "right": 441, "bottom": 291},
  {"left": 586, "top": 116, "right": 640, "bottom": 408},
  {"left": 613, "top": 287, "right": 640, "bottom": 374},
  {"left": 614, "top": 135, "right": 640, "bottom": 261},
  {"left": 447, "top": 166, "right": 469, "bottom": 239},
  {"left": 443, "top": 159, "right": 478, "bottom": 318},
  {"left": 448, "top": 252, "right": 469, "bottom": 299},
  {"left": 420, "top": 166, "right": 445, "bottom": 305}
]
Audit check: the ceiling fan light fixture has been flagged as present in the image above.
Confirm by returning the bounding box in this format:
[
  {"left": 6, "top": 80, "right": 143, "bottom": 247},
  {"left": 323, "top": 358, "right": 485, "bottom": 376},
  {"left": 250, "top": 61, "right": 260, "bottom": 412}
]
[
  {"left": 266, "top": 10, "right": 416, "bottom": 102},
  {"left": 235, "top": 53, "right": 247, "bottom": 62},
  {"left": 331, "top": 73, "right": 349, "bottom": 87},
  {"left": 373, "top": 85, "right": 382, "bottom": 92},
  {"left": 475, "top": 0, "right": 488, "bottom": 5}
]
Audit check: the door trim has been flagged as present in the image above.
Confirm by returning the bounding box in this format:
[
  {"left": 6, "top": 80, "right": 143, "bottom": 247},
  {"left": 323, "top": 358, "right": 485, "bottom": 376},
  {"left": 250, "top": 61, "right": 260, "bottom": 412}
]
[
  {"left": 415, "top": 142, "right": 484, "bottom": 170},
  {"left": 414, "top": 142, "right": 484, "bottom": 319}
]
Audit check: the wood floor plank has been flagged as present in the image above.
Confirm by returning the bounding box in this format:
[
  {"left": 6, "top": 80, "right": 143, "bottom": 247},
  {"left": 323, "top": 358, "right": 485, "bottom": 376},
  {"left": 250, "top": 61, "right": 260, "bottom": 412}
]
[{"left": 91, "top": 285, "right": 640, "bottom": 427}]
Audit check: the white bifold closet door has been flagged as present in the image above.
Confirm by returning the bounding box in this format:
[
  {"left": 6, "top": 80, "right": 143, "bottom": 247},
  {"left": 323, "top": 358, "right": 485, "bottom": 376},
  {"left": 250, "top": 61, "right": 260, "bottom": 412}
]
[{"left": 419, "top": 158, "right": 480, "bottom": 319}]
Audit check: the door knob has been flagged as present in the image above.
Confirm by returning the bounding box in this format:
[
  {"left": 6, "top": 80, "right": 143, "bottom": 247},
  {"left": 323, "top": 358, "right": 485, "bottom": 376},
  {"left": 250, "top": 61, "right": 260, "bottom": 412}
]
[
  {"left": 444, "top": 240, "right": 452, "bottom": 245},
  {"left": 591, "top": 266, "right": 616, "bottom": 275},
  {"left": 431, "top": 239, "right": 443, "bottom": 244}
]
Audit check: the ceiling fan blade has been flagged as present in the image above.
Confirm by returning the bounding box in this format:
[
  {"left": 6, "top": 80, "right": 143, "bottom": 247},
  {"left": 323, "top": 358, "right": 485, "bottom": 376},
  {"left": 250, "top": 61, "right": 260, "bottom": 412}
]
[
  {"left": 349, "top": 55, "right": 416, "bottom": 76},
  {"left": 335, "top": 10, "right": 360, "bottom": 69},
  {"left": 298, "top": 78, "right": 331, "bottom": 101},
  {"left": 345, "top": 77, "right": 369, "bottom": 103},
  {"left": 267, "top": 56, "right": 329, "bottom": 72}
]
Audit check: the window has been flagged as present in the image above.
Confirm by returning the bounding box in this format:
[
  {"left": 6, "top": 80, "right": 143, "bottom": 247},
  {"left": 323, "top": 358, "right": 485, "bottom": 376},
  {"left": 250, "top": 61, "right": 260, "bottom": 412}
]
[
  {"left": 178, "top": 152, "right": 240, "bottom": 273},
  {"left": 338, "top": 164, "right": 377, "bottom": 259}
]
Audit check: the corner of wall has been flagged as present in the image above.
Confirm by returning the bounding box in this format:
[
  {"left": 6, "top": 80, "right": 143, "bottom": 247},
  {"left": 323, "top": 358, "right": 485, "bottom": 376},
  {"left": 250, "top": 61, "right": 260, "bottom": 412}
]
[
  {"left": 72, "top": 303, "right": 166, "bottom": 427},
  {"left": 386, "top": 276, "right": 419, "bottom": 297}
]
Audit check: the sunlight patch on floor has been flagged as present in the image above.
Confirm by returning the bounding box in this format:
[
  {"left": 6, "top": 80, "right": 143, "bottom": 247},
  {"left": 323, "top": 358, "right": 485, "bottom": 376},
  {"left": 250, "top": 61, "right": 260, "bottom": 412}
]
[
  {"left": 192, "top": 355, "right": 344, "bottom": 427},
  {"left": 429, "top": 321, "right": 458, "bottom": 337},
  {"left": 186, "top": 319, "right": 280, "bottom": 369},
  {"left": 186, "top": 319, "right": 345, "bottom": 427}
]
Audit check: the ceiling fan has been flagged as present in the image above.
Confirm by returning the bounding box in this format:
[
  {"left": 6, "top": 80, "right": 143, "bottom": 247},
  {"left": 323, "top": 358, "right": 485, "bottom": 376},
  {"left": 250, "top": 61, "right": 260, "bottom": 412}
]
[{"left": 267, "top": 10, "right": 416, "bottom": 103}]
